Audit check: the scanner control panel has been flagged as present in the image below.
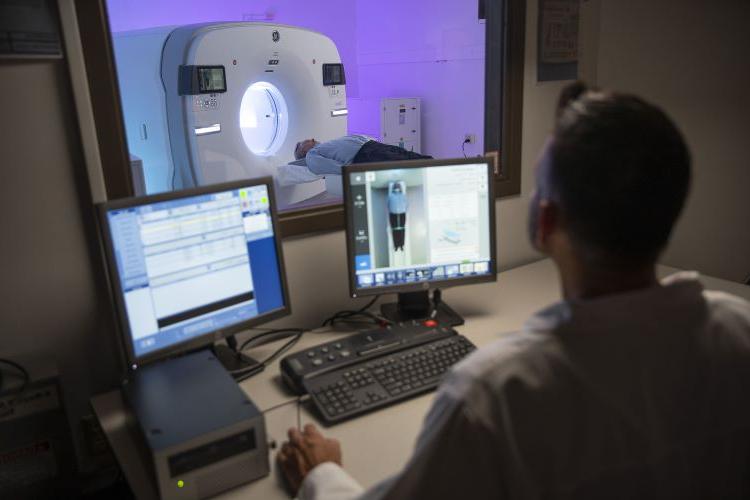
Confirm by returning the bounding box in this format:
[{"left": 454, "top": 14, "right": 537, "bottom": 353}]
[{"left": 280, "top": 322, "right": 457, "bottom": 394}]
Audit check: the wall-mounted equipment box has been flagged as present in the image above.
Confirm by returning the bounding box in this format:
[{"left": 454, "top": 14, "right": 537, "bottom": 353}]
[{"left": 381, "top": 98, "right": 421, "bottom": 154}]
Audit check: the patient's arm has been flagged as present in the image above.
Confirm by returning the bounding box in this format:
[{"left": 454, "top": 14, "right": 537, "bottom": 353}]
[{"left": 306, "top": 149, "right": 345, "bottom": 175}]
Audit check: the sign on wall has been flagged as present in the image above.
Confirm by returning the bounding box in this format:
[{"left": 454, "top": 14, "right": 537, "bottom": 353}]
[
  {"left": 537, "top": 0, "right": 579, "bottom": 82},
  {"left": 0, "top": 0, "right": 62, "bottom": 59}
]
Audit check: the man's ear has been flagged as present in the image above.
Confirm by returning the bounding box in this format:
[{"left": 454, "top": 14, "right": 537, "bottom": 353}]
[{"left": 535, "top": 199, "right": 559, "bottom": 251}]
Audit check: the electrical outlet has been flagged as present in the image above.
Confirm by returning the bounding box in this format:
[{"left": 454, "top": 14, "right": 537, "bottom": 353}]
[{"left": 464, "top": 133, "right": 476, "bottom": 144}]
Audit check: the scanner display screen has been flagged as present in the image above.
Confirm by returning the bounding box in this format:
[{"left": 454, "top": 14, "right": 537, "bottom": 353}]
[
  {"left": 323, "top": 63, "right": 345, "bottom": 86},
  {"left": 347, "top": 162, "right": 493, "bottom": 291},
  {"left": 198, "top": 66, "right": 226, "bottom": 92}
]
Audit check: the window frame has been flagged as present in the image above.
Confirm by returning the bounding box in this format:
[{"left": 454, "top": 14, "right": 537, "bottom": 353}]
[
  {"left": 73, "top": 0, "right": 525, "bottom": 238},
  {"left": 485, "top": 0, "right": 526, "bottom": 199}
]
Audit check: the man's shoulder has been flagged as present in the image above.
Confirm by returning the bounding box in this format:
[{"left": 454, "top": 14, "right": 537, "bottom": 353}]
[
  {"left": 702, "top": 289, "right": 750, "bottom": 345},
  {"left": 704, "top": 289, "right": 750, "bottom": 315},
  {"left": 444, "top": 330, "right": 568, "bottom": 401}
]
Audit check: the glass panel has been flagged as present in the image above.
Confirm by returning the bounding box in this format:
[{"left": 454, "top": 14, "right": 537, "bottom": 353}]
[{"left": 105, "top": 1, "right": 487, "bottom": 212}]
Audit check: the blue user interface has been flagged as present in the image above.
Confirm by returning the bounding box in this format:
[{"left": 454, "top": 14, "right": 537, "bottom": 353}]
[
  {"left": 105, "top": 185, "right": 284, "bottom": 359},
  {"left": 348, "top": 162, "right": 493, "bottom": 290}
]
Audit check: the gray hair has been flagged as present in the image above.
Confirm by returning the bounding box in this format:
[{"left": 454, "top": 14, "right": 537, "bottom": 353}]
[{"left": 294, "top": 141, "right": 304, "bottom": 160}]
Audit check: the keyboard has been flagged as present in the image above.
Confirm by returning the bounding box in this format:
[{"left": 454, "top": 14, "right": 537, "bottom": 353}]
[{"left": 281, "top": 323, "right": 476, "bottom": 424}]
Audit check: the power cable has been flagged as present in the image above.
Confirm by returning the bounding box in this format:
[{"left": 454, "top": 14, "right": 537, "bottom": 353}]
[{"left": 0, "top": 358, "right": 30, "bottom": 407}]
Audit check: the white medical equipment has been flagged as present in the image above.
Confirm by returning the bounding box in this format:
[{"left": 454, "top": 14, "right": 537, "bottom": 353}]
[
  {"left": 113, "top": 23, "right": 348, "bottom": 209},
  {"left": 381, "top": 98, "right": 421, "bottom": 154}
]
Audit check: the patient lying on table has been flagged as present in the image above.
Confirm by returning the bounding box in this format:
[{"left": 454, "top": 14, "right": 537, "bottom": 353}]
[{"left": 294, "top": 135, "right": 431, "bottom": 176}]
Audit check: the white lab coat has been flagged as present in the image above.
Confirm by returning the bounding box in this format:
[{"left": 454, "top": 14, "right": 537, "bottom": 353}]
[{"left": 299, "top": 272, "right": 750, "bottom": 500}]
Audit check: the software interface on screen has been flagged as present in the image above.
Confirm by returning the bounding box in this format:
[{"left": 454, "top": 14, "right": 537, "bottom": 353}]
[
  {"left": 105, "top": 185, "right": 284, "bottom": 358},
  {"left": 349, "top": 163, "right": 492, "bottom": 290}
]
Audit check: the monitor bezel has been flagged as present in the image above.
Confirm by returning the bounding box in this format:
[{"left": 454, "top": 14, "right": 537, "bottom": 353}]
[
  {"left": 343, "top": 157, "right": 497, "bottom": 298},
  {"left": 97, "top": 177, "right": 291, "bottom": 368}
]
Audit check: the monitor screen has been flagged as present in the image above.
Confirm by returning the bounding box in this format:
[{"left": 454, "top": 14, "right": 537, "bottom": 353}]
[
  {"left": 346, "top": 160, "right": 495, "bottom": 294},
  {"left": 101, "top": 181, "right": 287, "bottom": 363},
  {"left": 197, "top": 66, "right": 226, "bottom": 93}
]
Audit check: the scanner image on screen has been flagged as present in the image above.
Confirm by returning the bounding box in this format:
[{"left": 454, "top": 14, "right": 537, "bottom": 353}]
[
  {"left": 105, "top": 185, "right": 284, "bottom": 359},
  {"left": 349, "top": 163, "right": 492, "bottom": 289}
]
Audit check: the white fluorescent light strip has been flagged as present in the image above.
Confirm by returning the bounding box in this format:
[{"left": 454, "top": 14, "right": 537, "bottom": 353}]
[
  {"left": 194, "top": 123, "right": 221, "bottom": 136},
  {"left": 331, "top": 109, "right": 348, "bottom": 117}
]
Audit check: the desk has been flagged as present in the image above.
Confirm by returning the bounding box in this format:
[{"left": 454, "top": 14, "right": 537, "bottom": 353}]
[{"left": 91, "top": 259, "right": 750, "bottom": 499}]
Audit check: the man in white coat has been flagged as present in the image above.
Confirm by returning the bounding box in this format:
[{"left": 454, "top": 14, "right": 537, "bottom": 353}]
[{"left": 277, "top": 83, "right": 750, "bottom": 499}]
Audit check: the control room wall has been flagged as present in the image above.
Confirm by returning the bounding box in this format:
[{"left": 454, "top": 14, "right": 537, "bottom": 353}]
[
  {"left": 347, "top": 0, "right": 486, "bottom": 159},
  {"left": 0, "top": 59, "right": 123, "bottom": 471},
  {"left": 594, "top": 0, "right": 750, "bottom": 283}
]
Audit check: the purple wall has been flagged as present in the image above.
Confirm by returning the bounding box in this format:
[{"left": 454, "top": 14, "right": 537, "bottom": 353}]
[
  {"left": 351, "top": 0, "right": 485, "bottom": 157},
  {"left": 105, "top": 0, "right": 485, "bottom": 158},
  {"left": 106, "top": 0, "right": 360, "bottom": 96}
]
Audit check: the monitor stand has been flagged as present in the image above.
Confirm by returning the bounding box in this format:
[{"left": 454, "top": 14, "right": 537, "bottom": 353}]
[
  {"left": 380, "top": 290, "right": 464, "bottom": 326},
  {"left": 212, "top": 335, "right": 264, "bottom": 380}
]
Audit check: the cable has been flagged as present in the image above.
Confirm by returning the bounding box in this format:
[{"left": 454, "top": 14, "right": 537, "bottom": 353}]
[
  {"left": 232, "top": 364, "right": 264, "bottom": 382},
  {"left": 297, "top": 395, "right": 311, "bottom": 430},
  {"left": 262, "top": 397, "right": 300, "bottom": 416},
  {"left": 355, "top": 295, "right": 380, "bottom": 313},
  {"left": 239, "top": 328, "right": 305, "bottom": 351},
  {"left": 462, "top": 138, "right": 470, "bottom": 158},
  {"left": 322, "top": 310, "right": 391, "bottom": 328},
  {"left": 237, "top": 296, "right": 386, "bottom": 380},
  {"left": 231, "top": 329, "right": 305, "bottom": 382},
  {"left": 321, "top": 295, "right": 387, "bottom": 327},
  {"left": 258, "top": 331, "right": 304, "bottom": 367},
  {"left": 247, "top": 326, "right": 295, "bottom": 332},
  {"left": 429, "top": 289, "right": 443, "bottom": 319},
  {"left": 262, "top": 395, "right": 301, "bottom": 453},
  {"left": 0, "top": 359, "right": 30, "bottom": 404},
  {"left": 262, "top": 394, "right": 311, "bottom": 456},
  {"left": 233, "top": 329, "right": 304, "bottom": 377},
  {"left": 244, "top": 296, "right": 382, "bottom": 346}
]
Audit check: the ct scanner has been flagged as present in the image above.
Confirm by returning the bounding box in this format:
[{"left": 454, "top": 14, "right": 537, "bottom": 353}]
[{"left": 113, "top": 23, "right": 348, "bottom": 209}]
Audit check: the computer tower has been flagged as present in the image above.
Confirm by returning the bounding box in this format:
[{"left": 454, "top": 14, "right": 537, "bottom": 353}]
[{"left": 123, "top": 350, "right": 269, "bottom": 499}]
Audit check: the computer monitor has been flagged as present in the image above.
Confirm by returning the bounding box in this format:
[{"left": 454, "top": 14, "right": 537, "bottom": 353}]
[
  {"left": 98, "top": 178, "right": 290, "bottom": 369},
  {"left": 344, "top": 158, "right": 496, "bottom": 325}
]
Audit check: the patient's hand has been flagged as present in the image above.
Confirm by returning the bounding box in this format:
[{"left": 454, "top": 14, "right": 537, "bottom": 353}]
[{"left": 277, "top": 423, "right": 342, "bottom": 494}]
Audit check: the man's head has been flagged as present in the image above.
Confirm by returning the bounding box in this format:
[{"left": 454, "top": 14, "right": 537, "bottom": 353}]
[
  {"left": 529, "top": 83, "right": 691, "bottom": 269},
  {"left": 294, "top": 139, "right": 319, "bottom": 160}
]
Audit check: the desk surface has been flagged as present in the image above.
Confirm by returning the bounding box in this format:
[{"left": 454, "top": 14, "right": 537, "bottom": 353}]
[{"left": 92, "top": 259, "right": 750, "bottom": 499}]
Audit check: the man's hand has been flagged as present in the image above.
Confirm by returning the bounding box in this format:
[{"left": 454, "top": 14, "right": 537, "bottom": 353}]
[{"left": 277, "top": 423, "right": 342, "bottom": 494}]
